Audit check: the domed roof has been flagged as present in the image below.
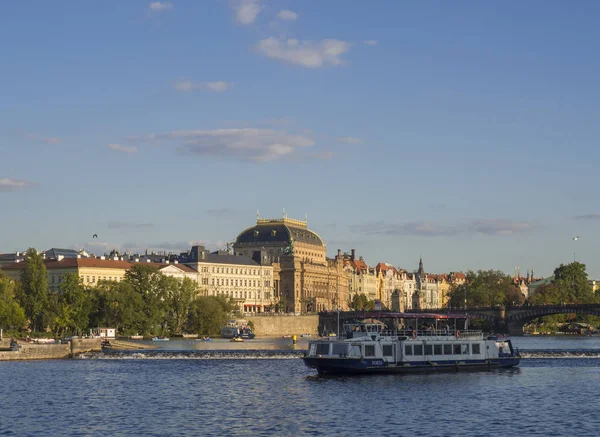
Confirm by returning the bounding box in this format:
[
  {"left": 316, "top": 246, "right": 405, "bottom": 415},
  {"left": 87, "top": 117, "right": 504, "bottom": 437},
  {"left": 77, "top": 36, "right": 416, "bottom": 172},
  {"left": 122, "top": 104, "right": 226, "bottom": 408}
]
[{"left": 235, "top": 218, "right": 324, "bottom": 247}]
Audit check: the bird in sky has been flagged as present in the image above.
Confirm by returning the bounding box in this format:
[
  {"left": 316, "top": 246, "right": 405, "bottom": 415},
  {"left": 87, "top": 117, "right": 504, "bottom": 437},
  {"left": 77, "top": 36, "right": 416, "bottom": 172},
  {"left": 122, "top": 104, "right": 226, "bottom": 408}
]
[
  {"left": 93, "top": 234, "right": 98, "bottom": 238},
  {"left": 573, "top": 236, "right": 579, "bottom": 241}
]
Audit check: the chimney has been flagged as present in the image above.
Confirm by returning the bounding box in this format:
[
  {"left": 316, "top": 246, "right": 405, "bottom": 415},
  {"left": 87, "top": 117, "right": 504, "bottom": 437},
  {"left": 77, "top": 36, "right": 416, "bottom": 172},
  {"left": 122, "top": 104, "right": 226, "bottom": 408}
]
[
  {"left": 359, "top": 256, "right": 363, "bottom": 261},
  {"left": 146, "top": 259, "right": 150, "bottom": 262},
  {"left": 77, "top": 254, "right": 81, "bottom": 259},
  {"left": 113, "top": 256, "right": 118, "bottom": 261},
  {"left": 351, "top": 249, "right": 355, "bottom": 260},
  {"left": 174, "top": 260, "right": 179, "bottom": 264},
  {"left": 100, "top": 256, "right": 105, "bottom": 260},
  {"left": 165, "top": 260, "right": 169, "bottom": 264},
  {"left": 134, "top": 258, "right": 139, "bottom": 262}
]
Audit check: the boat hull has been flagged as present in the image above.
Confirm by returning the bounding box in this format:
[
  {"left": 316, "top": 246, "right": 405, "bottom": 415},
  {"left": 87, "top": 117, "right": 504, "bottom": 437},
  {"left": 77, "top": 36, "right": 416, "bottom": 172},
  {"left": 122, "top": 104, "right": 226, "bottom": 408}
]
[{"left": 303, "top": 357, "right": 519, "bottom": 375}]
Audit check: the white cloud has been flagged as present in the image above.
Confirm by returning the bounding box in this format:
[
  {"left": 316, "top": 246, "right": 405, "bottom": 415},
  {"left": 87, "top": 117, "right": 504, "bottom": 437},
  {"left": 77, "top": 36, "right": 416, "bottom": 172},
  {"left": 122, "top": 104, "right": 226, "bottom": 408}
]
[
  {"left": 149, "top": 2, "right": 173, "bottom": 11},
  {"left": 277, "top": 9, "right": 298, "bottom": 21},
  {"left": 23, "top": 132, "right": 61, "bottom": 144},
  {"left": 107, "top": 143, "right": 137, "bottom": 154},
  {"left": 174, "top": 80, "right": 230, "bottom": 92},
  {"left": 130, "top": 128, "right": 314, "bottom": 162},
  {"left": 364, "top": 40, "right": 378, "bottom": 46},
  {"left": 335, "top": 136, "right": 362, "bottom": 144},
  {"left": 232, "top": 0, "right": 262, "bottom": 24},
  {"left": 0, "top": 178, "right": 37, "bottom": 192},
  {"left": 350, "top": 219, "right": 538, "bottom": 237},
  {"left": 256, "top": 37, "right": 351, "bottom": 68}
]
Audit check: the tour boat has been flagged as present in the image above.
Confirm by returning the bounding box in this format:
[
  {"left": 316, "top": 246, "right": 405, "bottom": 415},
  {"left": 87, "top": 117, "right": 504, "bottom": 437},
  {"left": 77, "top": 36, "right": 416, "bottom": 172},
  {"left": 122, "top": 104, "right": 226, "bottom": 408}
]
[
  {"left": 151, "top": 337, "right": 170, "bottom": 342},
  {"left": 304, "top": 314, "right": 520, "bottom": 375}
]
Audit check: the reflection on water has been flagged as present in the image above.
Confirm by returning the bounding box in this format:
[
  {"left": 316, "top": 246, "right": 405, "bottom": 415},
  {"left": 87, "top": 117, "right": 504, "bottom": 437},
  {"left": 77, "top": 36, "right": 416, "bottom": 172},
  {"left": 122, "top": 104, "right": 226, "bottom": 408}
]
[{"left": 140, "top": 337, "right": 310, "bottom": 351}]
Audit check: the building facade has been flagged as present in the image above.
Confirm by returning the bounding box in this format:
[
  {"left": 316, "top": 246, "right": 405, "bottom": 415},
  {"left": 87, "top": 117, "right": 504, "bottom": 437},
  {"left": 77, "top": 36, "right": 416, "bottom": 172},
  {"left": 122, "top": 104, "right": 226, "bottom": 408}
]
[
  {"left": 233, "top": 215, "right": 348, "bottom": 313},
  {"left": 185, "top": 246, "right": 275, "bottom": 314}
]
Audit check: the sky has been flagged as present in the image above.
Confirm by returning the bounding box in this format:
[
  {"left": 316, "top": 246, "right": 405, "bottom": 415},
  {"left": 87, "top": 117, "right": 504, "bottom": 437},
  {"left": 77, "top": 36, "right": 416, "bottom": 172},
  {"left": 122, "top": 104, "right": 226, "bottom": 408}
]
[{"left": 1, "top": 1, "right": 599, "bottom": 278}]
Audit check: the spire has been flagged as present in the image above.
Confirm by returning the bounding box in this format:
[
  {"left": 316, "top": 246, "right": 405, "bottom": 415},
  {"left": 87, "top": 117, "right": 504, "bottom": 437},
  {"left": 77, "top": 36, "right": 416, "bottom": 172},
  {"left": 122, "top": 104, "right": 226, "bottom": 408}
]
[
  {"left": 418, "top": 257, "right": 424, "bottom": 275},
  {"left": 282, "top": 208, "right": 286, "bottom": 218},
  {"left": 256, "top": 209, "right": 260, "bottom": 221}
]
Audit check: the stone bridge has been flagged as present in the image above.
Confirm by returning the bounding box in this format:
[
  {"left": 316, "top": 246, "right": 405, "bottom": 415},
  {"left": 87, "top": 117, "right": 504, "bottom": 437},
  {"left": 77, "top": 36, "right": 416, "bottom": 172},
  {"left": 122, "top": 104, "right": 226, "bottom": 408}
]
[{"left": 319, "top": 304, "right": 600, "bottom": 336}]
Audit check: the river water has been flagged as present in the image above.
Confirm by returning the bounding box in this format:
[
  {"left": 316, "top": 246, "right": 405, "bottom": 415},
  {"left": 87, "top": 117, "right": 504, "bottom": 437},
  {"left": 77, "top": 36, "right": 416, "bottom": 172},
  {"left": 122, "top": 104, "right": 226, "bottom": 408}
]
[{"left": 1, "top": 336, "right": 600, "bottom": 436}]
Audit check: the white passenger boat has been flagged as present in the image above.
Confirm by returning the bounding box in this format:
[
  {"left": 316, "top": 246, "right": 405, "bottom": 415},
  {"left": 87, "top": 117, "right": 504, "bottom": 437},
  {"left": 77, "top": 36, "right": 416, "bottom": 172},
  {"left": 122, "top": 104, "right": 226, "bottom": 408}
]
[{"left": 304, "top": 314, "right": 520, "bottom": 375}]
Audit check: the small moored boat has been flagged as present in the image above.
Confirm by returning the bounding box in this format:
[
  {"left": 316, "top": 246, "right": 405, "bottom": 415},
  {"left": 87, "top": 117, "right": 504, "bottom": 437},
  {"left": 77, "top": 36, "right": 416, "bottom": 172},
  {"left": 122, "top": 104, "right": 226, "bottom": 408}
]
[
  {"left": 152, "top": 337, "right": 170, "bottom": 342},
  {"left": 231, "top": 337, "right": 244, "bottom": 342}
]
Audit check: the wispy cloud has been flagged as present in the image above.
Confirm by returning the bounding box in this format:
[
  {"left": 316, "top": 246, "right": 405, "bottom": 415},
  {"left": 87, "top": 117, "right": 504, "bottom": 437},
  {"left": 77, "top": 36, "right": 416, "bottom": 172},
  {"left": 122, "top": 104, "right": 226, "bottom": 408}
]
[
  {"left": 350, "top": 219, "right": 538, "bottom": 237},
  {"left": 277, "top": 9, "right": 298, "bottom": 21},
  {"left": 128, "top": 128, "right": 315, "bottom": 162},
  {"left": 0, "top": 178, "right": 37, "bottom": 192},
  {"left": 107, "top": 221, "right": 154, "bottom": 230},
  {"left": 364, "top": 40, "right": 378, "bottom": 46},
  {"left": 573, "top": 213, "right": 600, "bottom": 220},
  {"left": 23, "top": 132, "right": 61, "bottom": 144},
  {"left": 149, "top": 2, "right": 173, "bottom": 11},
  {"left": 107, "top": 143, "right": 137, "bottom": 154},
  {"left": 256, "top": 37, "right": 351, "bottom": 68},
  {"left": 335, "top": 136, "right": 362, "bottom": 144},
  {"left": 232, "top": 0, "right": 262, "bottom": 24},
  {"left": 174, "top": 80, "right": 230, "bottom": 92},
  {"left": 205, "top": 208, "right": 235, "bottom": 217}
]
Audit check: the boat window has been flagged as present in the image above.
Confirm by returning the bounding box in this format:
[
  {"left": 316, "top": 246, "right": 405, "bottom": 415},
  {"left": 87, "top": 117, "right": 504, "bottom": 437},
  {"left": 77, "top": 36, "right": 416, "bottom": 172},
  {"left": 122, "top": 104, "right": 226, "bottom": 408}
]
[
  {"left": 472, "top": 343, "right": 481, "bottom": 354},
  {"left": 316, "top": 343, "right": 330, "bottom": 356},
  {"left": 405, "top": 345, "right": 413, "bottom": 356},
  {"left": 383, "top": 345, "right": 393, "bottom": 357},
  {"left": 453, "top": 344, "right": 462, "bottom": 355},
  {"left": 461, "top": 344, "right": 469, "bottom": 355},
  {"left": 332, "top": 344, "right": 347, "bottom": 356},
  {"left": 365, "top": 345, "right": 376, "bottom": 357},
  {"left": 434, "top": 344, "right": 442, "bottom": 355},
  {"left": 424, "top": 344, "right": 433, "bottom": 355},
  {"left": 309, "top": 344, "right": 316, "bottom": 355},
  {"left": 414, "top": 344, "right": 423, "bottom": 355},
  {"left": 443, "top": 344, "right": 452, "bottom": 355}
]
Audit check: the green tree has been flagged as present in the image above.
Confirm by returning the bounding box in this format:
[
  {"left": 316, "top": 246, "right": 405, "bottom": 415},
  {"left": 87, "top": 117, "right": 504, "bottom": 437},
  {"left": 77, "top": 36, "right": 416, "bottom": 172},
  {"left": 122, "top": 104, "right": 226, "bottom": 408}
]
[
  {"left": 348, "top": 293, "right": 375, "bottom": 310},
  {"left": 89, "top": 280, "right": 145, "bottom": 335},
  {"left": 15, "top": 248, "right": 49, "bottom": 332},
  {"left": 124, "top": 264, "right": 167, "bottom": 334},
  {"left": 186, "top": 296, "right": 227, "bottom": 336},
  {"left": 54, "top": 273, "right": 91, "bottom": 336},
  {"left": 448, "top": 270, "right": 523, "bottom": 309},
  {"left": 164, "top": 276, "right": 197, "bottom": 335},
  {"left": 552, "top": 262, "right": 594, "bottom": 304},
  {"left": 0, "top": 270, "right": 26, "bottom": 331}
]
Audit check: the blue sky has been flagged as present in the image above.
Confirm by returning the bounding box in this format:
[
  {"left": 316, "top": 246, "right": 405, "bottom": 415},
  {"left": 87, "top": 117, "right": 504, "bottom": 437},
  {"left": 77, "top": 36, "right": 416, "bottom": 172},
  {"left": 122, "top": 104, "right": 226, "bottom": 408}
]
[{"left": 1, "top": 1, "right": 599, "bottom": 278}]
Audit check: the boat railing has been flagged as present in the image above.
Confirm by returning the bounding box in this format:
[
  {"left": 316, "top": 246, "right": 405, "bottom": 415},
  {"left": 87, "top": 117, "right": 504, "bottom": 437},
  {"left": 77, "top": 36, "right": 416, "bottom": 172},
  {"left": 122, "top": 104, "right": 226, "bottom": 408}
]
[{"left": 379, "top": 329, "right": 483, "bottom": 340}]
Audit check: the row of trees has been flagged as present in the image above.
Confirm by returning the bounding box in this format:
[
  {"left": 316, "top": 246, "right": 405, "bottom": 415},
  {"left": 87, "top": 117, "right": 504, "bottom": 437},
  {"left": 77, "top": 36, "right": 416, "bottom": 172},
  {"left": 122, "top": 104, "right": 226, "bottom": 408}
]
[
  {"left": 0, "top": 248, "right": 239, "bottom": 336},
  {"left": 448, "top": 263, "right": 598, "bottom": 309}
]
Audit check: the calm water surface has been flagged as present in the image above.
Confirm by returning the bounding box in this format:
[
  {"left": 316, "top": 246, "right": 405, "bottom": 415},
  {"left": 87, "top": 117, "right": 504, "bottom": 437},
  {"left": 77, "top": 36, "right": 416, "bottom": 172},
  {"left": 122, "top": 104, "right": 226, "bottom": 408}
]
[{"left": 2, "top": 336, "right": 600, "bottom": 436}]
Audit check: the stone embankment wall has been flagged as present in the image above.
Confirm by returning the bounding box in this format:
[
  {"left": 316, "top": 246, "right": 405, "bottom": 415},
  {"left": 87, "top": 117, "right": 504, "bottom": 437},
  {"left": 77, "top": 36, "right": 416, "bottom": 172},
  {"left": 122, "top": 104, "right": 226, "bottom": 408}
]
[
  {"left": 0, "top": 338, "right": 101, "bottom": 360},
  {"left": 0, "top": 343, "right": 70, "bottom": 361},
  {"left": 247, "top": 315, "right": 319, "bottom": 336},
  {"left": 70, "top": 338, "right": 102, "bottom": 355}
]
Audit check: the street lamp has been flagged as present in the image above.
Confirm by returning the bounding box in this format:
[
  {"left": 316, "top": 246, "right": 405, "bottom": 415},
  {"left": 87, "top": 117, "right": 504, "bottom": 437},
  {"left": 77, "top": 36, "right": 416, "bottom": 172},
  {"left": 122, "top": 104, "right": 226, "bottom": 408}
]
[{"left": 573, "top": 236, "right": 579, "bottom": 263}]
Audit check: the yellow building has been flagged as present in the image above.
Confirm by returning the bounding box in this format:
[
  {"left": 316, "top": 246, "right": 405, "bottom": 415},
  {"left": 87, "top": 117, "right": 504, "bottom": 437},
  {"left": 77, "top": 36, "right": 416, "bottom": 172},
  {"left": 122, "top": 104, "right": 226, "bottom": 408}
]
[
  {"left": 233, "top": 214, "right": 348, "bottom": 313},
  {"left": 1, "top": 257, "right": 132, "bottom": 291}
]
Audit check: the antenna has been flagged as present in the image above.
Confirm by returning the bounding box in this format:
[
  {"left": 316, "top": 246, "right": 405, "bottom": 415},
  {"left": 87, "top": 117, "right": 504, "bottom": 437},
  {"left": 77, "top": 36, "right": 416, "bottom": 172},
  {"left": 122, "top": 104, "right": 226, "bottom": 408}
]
[
  {"left": 256, "top": 209, "right": 260, "bottom": 220},
  {"left": 282, "top": 208, "right": 286, "bottom": 218}
]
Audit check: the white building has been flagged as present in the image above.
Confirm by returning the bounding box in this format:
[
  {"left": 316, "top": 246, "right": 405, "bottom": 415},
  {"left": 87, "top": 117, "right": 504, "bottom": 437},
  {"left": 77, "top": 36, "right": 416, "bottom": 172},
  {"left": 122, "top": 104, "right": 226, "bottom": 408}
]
[{"left": 185, "top": 246, "right": 275, "bottom": 314}]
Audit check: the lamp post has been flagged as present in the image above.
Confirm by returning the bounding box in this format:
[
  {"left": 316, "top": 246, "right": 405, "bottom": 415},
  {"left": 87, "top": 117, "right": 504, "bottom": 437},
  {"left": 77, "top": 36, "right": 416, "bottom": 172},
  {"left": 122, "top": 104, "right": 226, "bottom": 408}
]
[{"left": 573, "top": 236, "right": 579, "bottom": 262}]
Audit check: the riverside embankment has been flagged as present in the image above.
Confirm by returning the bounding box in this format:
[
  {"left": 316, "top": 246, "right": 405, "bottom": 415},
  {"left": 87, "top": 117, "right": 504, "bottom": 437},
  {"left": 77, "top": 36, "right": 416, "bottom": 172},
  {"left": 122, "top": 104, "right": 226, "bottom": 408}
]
[{"left": 0, "top": 338, "right": 102, "bottom": 361}]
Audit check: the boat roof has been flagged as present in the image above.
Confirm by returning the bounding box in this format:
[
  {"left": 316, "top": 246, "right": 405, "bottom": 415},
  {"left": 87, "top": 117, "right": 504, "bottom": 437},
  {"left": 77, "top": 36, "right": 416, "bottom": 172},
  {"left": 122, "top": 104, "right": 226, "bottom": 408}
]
[{"left": 346, "top": 311, "right": 479, "bottom": 320}]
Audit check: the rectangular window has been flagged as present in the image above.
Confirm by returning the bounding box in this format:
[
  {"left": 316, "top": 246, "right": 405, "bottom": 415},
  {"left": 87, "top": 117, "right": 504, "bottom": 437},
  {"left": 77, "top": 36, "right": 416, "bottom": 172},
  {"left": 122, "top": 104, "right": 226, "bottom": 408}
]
[
  {"left": 443, "top": 344, "right": 452, "bottom": 355},
  {"left": 413, "top": 344, "right": 423, "bottom": 355},
  {"left": 382, "top": 345, "right": 393, "bottom": 357},
  {"left": 332, "top": 344, "right": 347, "bottom": 355},
  {"left": 424, "top": 344, "right": 433, "bottom": 355},
  {"left": 472, "top": 344, "right": 481, "bottom": 354},
  {"left": 453, "top": 344, "right": 462, "bottom": 355},
  {"left": 364, "top": 345, "right": 375, "bottom": 357},
  {"left": 461, "top": 344, "right": 470, "bottom": 355},
  {"left": 316, "top": 344, "right": 330, "bottom": 355},
  {"left": 434, "top": 344, "right": 443, "bottom": 355}
]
